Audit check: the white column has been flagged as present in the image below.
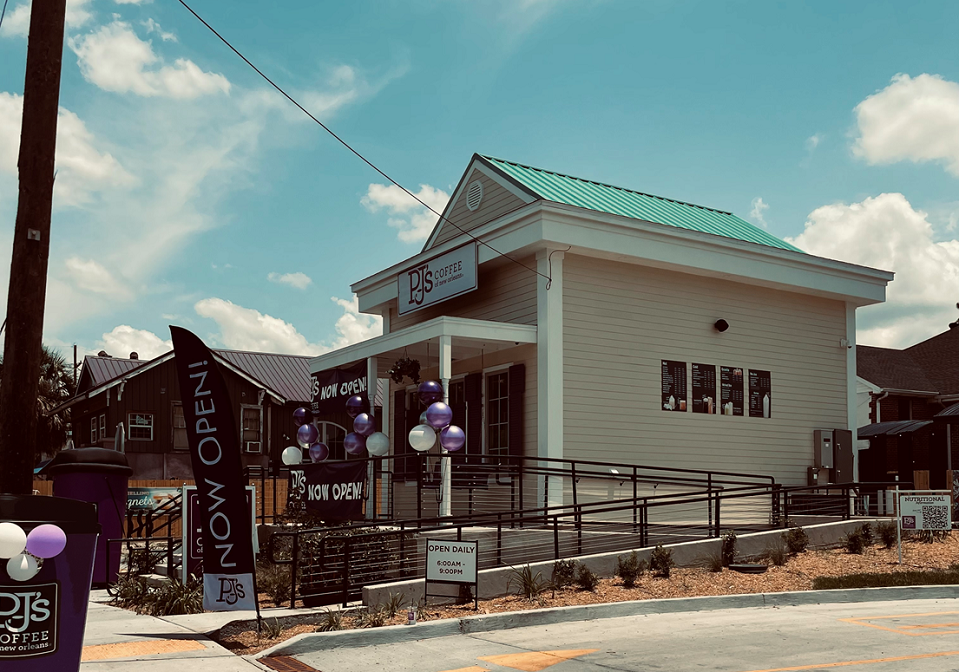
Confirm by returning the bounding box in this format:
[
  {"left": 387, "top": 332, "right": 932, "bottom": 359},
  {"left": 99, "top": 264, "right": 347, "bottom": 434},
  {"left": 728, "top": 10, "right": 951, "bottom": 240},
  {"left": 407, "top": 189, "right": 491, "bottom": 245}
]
[
  {"left": 439, "top": 335, "right": 453, "bottom": 517},
  {"left": 366, "top": 356, "right": 378, "bottom": 520},
  {"left": 845, "top": 303, "right": 858, "bottom": 481},
  {"left": 537, "top": 248, "right": 564, "bottom": 509}
]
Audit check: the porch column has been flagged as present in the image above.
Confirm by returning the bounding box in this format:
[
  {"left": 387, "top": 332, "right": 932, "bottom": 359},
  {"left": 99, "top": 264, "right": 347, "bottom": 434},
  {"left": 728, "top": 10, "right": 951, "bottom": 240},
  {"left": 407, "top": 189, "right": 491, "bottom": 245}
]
[
  {"left": 439, "top": 334, "right": 452, "bottom": 517},
  {"left": 366, "top": 356, "right": 378, "bottom": 520},
  {"left": 845, "top": 303, "right": 858, "bottom": 481},
  {"left": 537, "top": 248, "right": 564, "bottom": 509}
]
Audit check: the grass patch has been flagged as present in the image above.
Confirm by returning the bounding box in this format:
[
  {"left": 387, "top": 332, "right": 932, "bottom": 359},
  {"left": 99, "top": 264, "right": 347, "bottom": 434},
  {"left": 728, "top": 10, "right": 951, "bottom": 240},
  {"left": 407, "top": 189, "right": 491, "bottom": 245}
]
[{"left": 813, "top": 569, "right": 959, "bottom": 590}]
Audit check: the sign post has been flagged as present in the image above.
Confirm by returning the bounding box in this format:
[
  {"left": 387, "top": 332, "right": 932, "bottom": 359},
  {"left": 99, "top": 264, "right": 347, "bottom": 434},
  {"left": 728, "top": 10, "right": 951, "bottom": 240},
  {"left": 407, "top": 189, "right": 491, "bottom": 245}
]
[
  {"left": 424, "top": 539, "right": 478, "bottom": 609},
  {"left": 896, "top": 490, "right": 952, "bottom": 564}
]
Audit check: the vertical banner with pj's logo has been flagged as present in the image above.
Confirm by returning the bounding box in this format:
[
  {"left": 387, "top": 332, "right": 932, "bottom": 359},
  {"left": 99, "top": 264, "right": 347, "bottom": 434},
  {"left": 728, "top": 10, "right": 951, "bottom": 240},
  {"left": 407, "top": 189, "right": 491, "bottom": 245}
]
[{"left": 171, "top": 326, "right": 257, "bottom": 612}]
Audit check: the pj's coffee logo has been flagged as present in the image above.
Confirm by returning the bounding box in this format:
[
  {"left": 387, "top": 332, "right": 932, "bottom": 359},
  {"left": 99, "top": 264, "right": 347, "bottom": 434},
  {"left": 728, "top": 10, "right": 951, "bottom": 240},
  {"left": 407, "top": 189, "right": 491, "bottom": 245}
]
[
  {"left": 0, "top": 582, "right": 58, "bottom": 658},
  {"left": 214, "top": 577, "right": 246, "bottom": 606}
]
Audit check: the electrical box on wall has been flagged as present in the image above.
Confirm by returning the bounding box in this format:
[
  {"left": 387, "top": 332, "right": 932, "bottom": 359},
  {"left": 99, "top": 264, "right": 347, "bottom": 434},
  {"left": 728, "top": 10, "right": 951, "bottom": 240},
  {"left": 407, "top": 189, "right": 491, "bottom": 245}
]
[
  {"left": 814, "top": 429, "right": 833, "bottom": 469},
  {"left": 832, "top": 429, "right": 853, "bottom": 483}
]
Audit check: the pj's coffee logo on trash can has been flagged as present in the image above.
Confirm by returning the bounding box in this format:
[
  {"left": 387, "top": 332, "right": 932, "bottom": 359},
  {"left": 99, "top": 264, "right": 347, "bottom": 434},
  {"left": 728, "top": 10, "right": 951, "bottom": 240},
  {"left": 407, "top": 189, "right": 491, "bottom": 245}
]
[{"left": 0, "top": 582, "right": 58, "bottom": 658}]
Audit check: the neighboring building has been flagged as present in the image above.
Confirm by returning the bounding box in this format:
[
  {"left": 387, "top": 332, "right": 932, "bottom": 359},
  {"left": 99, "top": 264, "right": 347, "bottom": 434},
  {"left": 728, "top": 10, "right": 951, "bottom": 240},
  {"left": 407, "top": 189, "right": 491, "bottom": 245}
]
[
  {"left": 54, "top": 349, "right": 358, "bottom": 479},
  {"left": 309, "top": 154, "right": 893, "bottom": 514},
  {"left": 856, "top": 327, "right": 959, "bottom": 487}
]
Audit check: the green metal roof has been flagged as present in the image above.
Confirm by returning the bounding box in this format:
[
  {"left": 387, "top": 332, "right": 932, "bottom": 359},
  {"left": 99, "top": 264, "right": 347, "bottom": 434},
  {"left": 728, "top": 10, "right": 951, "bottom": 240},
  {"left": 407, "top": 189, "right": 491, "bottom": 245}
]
[{"left": 480, "top": 155, "right": 802, "bottom": 253}]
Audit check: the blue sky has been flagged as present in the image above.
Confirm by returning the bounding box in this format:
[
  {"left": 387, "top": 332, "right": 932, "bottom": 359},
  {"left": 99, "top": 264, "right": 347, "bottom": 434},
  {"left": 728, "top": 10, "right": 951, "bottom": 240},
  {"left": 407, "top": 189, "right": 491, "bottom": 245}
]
[{"left": 0, "top": 0, "right": 957, "bottom": 362}]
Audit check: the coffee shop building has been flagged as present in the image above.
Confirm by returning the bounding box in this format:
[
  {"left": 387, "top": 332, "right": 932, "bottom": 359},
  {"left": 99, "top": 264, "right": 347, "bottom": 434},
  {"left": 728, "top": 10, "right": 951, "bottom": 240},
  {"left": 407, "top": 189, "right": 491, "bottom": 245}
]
[{"left": 309, "top": 154, "right": 893, "bottom": 514}]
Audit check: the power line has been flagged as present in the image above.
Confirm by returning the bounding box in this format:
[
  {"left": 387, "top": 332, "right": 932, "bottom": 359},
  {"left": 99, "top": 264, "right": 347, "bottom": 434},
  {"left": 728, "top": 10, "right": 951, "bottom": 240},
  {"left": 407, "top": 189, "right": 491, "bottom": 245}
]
[
  {"left": 0, "top": 0, "right": 10, "bottom": 31},
  {"left": 174, "top": 0, "right": 551, "bottom": 285}
]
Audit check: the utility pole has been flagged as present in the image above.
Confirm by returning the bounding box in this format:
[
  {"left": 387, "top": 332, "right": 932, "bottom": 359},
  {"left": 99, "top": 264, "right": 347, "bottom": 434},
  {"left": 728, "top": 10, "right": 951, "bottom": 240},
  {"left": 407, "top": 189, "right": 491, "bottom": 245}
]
[{"left": 0, "top": 0, "right": 69, "bottom": 494}]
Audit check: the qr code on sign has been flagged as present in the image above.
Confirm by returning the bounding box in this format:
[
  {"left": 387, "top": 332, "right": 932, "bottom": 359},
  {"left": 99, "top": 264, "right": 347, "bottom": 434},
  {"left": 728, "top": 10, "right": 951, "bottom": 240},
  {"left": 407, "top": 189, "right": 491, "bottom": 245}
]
[{"left": 921, "top": 506, "right": 949, "bottom": 530}]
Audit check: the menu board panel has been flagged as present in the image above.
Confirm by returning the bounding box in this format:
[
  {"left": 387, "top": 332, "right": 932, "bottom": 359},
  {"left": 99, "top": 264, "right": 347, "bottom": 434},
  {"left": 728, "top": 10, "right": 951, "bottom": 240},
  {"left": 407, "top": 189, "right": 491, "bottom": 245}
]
[
  {"left": 749, "top": 369, "right": 772, "bottom": 418},
  {"left": 661, "top": 360, "right": 687, "bottom": 412},
  {"left": 691, "top": 363, "right": 717, "bottom": 414},
  {"left": 720, "top": 366, "right": 744, "bottom": 416}
]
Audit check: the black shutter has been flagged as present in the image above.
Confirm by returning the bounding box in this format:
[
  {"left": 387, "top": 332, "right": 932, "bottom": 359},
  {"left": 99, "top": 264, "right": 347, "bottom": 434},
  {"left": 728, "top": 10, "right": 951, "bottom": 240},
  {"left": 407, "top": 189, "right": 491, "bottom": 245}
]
[
  {"left": 508, "top": 363, "right": 525, "bottom": 458},
  {"left": 465, "top": 373, "right": 482, "bottom": 459}
]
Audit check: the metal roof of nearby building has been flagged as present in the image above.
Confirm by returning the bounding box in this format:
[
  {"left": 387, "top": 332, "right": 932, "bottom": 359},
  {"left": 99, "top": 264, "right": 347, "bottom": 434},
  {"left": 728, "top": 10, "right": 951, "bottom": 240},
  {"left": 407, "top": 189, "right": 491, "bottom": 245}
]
[
  {"left": 934, "top": 403, "right": 959, "bottom": 423},
  {"left": 80, "top": 356, "right": 145, "bottom": 389},
  {"left": 858, "top": 420, "right": 932, "bottom": 439},
  {"left": 480, "top": 155, "right": 803, "bottom": 253},
  {"left": 213, "top": 350, "right": 312, "bottom": 403}
]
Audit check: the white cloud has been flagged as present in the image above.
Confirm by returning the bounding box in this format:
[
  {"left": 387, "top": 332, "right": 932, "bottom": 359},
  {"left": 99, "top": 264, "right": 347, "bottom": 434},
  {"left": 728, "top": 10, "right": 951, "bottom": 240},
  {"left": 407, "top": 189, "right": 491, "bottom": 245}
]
[
  {"left": 805, "top": 134, "right": 822, "bottom": 152},
  {"left": 787, "top": 193, "right": 959, "bottom": 347},
  {"left": 267, "top": 272, "right": 312, "bottom": 290},
  {"left": 0, "top": 93, "right": 134, "bottom": 207},
  {"left": 853, "top": 73, "right": 959, "bottom": 177},
  {"left": 69, "top": 19, "right": 230, "bottom": 98},
  {"left": 98, "top": 325, "right": 171, "bottom": 360},
  {"left": 362, "top": 183, "right": 450, "bottom": 243},
  {"left": 141, "top": 18, "right": 175, "bottom": 42},
  {"left": 194, "top": 295, "right": 381, "bottom": 355},
  {"left": 749, "top": 197, "right": 769, "bottom": 229},
  {"left": 0, "top": 0, "right": 93, "bottom": 38},
  {"left": 63, "top": 257, "right": 132, "bottom": 299}
]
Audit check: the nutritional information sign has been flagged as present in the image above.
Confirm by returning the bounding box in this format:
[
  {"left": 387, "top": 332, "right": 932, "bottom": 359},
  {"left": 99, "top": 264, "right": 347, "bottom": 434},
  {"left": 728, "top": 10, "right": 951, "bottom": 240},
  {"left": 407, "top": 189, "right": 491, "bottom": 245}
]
[
  {"left": 899, "top": 494, "right": 952, "bottom": 530},
  {"left": 720, "top": 367, "right": 744, "bottom": 416}
]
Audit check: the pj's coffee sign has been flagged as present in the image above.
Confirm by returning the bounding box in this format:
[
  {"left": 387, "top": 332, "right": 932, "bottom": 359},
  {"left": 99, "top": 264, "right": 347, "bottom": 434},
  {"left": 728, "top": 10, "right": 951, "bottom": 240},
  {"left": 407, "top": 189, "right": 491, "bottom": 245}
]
[
  {"left": 0, "top": 582, "right": 58, "bottom": 658},
  {"left": 397, "top": 243, "right": 478, "bottom": 315}
]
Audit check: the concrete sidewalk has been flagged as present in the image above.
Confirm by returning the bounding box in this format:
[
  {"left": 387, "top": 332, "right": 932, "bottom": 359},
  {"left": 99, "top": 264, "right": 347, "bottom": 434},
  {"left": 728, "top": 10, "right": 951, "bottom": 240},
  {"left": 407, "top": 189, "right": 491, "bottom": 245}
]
[{"left": 81, "top": 594, "right": 260, "bottom": 671}]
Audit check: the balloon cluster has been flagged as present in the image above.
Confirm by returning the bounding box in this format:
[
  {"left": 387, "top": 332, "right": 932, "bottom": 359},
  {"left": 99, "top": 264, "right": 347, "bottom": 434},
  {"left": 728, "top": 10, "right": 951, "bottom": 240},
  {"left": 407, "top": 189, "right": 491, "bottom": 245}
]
[
  {"left": 281, "top": 406, "right": 328, "bottom": 466},
  {"left": 0, "top": 522, "right": 66, "bottom": 582},
  {"left": 345, "top": 396, "right": 390, "bottom": 457},
  {"left": 408, "top": 381, "right": 465, "bottom": 453}
]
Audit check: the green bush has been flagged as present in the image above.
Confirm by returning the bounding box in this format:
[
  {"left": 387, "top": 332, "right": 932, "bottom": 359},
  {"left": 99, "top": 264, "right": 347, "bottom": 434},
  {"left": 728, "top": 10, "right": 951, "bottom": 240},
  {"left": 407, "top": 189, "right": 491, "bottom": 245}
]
[
  {"left": 507, "top": 564, "right": 548, "bottom": 600},
  {"left": 844, "top": 530, "right": 866, "bottom": 555},
  {"left": 385, "top": 592, "right": 406, "bottom": 617},
  {"left": 650, "top": 545, "right": 674, "bottom": 578},
  {"left": 721, "top": 530, "right": 737, "bottom": 567},
  {"left": 858, "top": 523, "right": 874, "bottom": 547},
  {"left": 260, "top": 618, "right": 283, "bottom": 639},
  {"left": 783, "top": 526, "right": 809, "bottom": 554},
  {"left": 256, "top": 561, "right": 291, "bottom": 608},
  {"left": 551, "top": 559, "right": 578, "bottom": 589},
  {"left": 356, "top": 605, "right": 388, "bottom": 628},
  {"left": 765, "top": 540, "right": 788, "bottom": 567},
  {"left": 813, "top": 568, "right": 959, "bottom": 590},
  {"left": 110, "top": 574, "right": 203, "bottom": 616},
  {"left": 575, "top": 565, "right": 599, "bottom": 591},
  {"left": 705, "top": 551, "right": 724, "bottom": 573},
  {"left": 616, "top": 551, "right": 646, "bottom": 588},
  {"left": 877, "top": 521, "right": 897, "bottom": 549},
  {"left": 315, "top": 608, "right": 343, "bottom": 631}
]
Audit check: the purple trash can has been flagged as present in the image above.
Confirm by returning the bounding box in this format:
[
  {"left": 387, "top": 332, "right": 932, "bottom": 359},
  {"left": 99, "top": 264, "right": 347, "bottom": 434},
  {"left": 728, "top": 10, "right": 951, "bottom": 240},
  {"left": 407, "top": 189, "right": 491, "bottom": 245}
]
[
  {"left": 43, "top": 448, "right": 131, "bottom": 586},
  {"left": 0, "top": 494, "right": 99, "bottom": 671}
]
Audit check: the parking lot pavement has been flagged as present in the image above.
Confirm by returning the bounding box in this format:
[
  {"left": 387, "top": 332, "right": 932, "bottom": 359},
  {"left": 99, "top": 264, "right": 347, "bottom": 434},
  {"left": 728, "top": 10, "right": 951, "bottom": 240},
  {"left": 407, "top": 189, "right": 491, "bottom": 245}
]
[{"left": 286, "top": 597, "right": 959, "bottom": 672}]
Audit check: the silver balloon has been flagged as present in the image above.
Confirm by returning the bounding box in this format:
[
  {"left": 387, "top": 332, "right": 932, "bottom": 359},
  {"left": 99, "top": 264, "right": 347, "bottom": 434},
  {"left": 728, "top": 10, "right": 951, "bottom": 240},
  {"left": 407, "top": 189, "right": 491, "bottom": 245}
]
[
  {"left": 366, "top": 432, "right": 389, "bottom": 456},
  {"left": 281, "top": 445, "right": 302, "bottom": 465},
  {"left": 408, "top": 424, "right": 436, "bottom": 452}
]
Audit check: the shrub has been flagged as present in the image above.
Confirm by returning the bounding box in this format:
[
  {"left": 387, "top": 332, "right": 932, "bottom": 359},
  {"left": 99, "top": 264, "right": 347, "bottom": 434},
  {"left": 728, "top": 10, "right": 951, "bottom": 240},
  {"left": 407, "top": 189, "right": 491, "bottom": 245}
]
[
  {"left": 356, "top": 606, "right": 388, "bottom": 628},
  {"left": 507, "top": 564, "right": 548, "bottom": 600},
  {"left": 260, "top": 618, "right": 283, "bottom": 640},
  {"left": 705, "top": 551, "right": 724, "bottom": 573},
  {"left": 256, "top": 561, "right": 291, "bottom": 608},
  {"left": 650, "top": 545, "right": 674, "bottom": 578},
  {"left": 576, "top": 565, "right": 599, "bottom": 591},
  {"left": 765, "top": 540, "right": 788, "bottom": 567},
  {"left": 721, "top": 530, "right": 737, "bottom": 567},
  {"left": 551, "top": 559, "right": 578, "bottom": 589},
  {"left": 783, "top": 526, "right": 809, "bottom": 554},
  {"left": 316, "top": 608, "right": 343, "bottom": 631},
  {"left": 616, "top": 551, "right": 646, "bottom": 588},
  {"left": 813, "top": 568, "right": 959, "bottom": 590},
  {"left": 844, "top": 530, "right": 866, "bottom": 555},
  {"left": 457, "top": 584, "right": 474, "bottom": 605},
  {"left": 858, "top": 523, "right": 874, "bottom": 547},
  {"left": 384, "top": 592, "right": 406, "bottom": 617},
  {"left": 111, "top": 574, "right": 150, "bottom": 610},
  {"left": 877, "top": 521, "right": 897, "bottom": 549},
  {"left": 127, "top": 545, "right": 165, "bottom": 575},
  {"left": 147, "top": 576, "right": 204, "bottom": 616}
]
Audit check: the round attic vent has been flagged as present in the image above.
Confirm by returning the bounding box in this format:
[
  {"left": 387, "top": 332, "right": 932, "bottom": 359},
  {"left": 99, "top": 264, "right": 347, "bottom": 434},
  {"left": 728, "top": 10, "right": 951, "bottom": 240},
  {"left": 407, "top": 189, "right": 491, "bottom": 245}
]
[{"left": 466, "top": 180, "right": 484, "bottom": 211}]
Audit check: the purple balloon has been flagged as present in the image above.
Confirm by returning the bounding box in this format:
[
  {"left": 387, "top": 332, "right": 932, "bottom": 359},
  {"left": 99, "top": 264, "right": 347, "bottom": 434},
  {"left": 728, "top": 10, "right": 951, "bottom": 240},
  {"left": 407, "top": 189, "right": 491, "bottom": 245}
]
[
  {"left": 425, "top": 402, "right": 453, "bottom": 429},
  {"left": 292, "top": 407, "right": 312, "bottom": 427},
  {"left": 296, "top": 423, "right": 319, "bottom": 448},
  {"left": 439, "top": 425, "right": 465, "bottom": 452},
  {"left": 353, "top": 413, "right": 375, "bottom": 437},
  {"left": 309, "top": 442, "right": 329, "bottom": 463},
  {"left": 25, "top": 524, "right": 66, "bottom": 559},
  {"left": 418, "top": 380, "right": 444, "bottom": 406},
  {"left": 344, "top": 432, "right": 367, "bottom": 455},
  {"left": 346, "top": 395, "right": 368, "bottom": 419}
]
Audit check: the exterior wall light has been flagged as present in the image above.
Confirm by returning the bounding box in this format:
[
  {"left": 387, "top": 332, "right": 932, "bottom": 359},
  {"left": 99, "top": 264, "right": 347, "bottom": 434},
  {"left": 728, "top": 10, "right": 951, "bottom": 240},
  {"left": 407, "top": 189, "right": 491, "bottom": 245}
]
[{"left": 714, "top": 319, "right": 729, "bottom": 333}]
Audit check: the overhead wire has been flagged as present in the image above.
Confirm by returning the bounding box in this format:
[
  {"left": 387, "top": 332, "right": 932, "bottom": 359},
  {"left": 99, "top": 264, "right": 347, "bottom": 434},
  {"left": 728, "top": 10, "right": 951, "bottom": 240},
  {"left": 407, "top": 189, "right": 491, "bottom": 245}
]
[
  {"left": 0, "top": 0, "right": 9, "bottom": 31},
  {"left": 174, "top": 0, "right": 552, "bottom": 285}
]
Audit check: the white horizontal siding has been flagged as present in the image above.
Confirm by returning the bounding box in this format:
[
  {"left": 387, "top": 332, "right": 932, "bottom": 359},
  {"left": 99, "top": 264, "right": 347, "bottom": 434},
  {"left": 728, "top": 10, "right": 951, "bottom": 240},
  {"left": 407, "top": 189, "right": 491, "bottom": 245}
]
[
  {"left": 431, "top": 169, "right": 527, "bottom": 248},
  {"left": 562, "top": 254, "right": 848, "bottom": 485}
]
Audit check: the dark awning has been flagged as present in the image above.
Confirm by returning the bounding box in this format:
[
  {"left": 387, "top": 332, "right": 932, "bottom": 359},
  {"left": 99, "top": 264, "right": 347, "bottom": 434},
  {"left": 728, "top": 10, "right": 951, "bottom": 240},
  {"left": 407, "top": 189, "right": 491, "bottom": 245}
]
[
  {"left": 934, "top": 403, "right": 959, "bottom": 424},
  {"left": 858, "top": 420, "right": 933, "bottom": 439}
]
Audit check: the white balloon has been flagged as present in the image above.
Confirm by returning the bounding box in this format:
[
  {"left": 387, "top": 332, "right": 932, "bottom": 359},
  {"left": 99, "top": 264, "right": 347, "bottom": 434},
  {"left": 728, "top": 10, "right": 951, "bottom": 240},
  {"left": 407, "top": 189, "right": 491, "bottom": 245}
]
[
  {"left": 7, "top": 553, "right": 39, "bottom": 581},
  {"left": 408, "top": 424, "right": 436, "bottom": 452},
  {"left": 281, "top": 446, "right": 302, "bottom": 466},
  {"left": 0, "top": 522, "right": 27, "bottom": 559},
  {"left": 366, "top": 432, "right": 390, "bottom": 456}
]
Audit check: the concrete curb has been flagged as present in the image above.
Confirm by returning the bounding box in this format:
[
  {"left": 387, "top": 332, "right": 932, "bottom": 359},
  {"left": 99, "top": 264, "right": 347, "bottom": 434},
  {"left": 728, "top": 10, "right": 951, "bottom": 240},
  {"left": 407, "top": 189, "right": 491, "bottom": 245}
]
[{"left": 254, "top": 585, "right": 959, "bottom": 658}]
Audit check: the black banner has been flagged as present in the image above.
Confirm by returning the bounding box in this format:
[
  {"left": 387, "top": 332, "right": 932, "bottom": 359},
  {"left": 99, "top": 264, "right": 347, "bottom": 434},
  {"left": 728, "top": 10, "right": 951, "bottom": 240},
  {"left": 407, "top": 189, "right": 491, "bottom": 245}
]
[
  {"left": 171, "top": 326, "right": 256, "bottom": 612},
  {"left": 289, "top": 461, "right": 368, "bottom": 521},
  {"left": 691, "top": 363, "right": 716, "bottom": 414},
  {"left": 661, "top": 360, "right": 687, "bottom": 412},
  {"left": 748, "top": 369, "right": 772, "bottom": 418},
  {"left": 311, "top": 360, "right": 368, "bottom": 415},
  {"left": 720, "top": 366, "right": 744, "bottom": 416}
]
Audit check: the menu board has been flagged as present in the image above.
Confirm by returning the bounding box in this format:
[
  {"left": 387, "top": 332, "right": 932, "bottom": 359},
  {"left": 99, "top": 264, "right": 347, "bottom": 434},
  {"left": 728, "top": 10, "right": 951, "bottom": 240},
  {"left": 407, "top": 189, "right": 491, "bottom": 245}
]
[
  {"left": 691, "top": 363, "right": 717, "bottom": 414},
  {"left": 748, "top": 370, "right": 772, "bottom": 418},
  {"left": 661, "top": 360, "right": 687, "bottom": 412},
  {"left": 720, "top": 366, "right": 744, "bottom": 416}
]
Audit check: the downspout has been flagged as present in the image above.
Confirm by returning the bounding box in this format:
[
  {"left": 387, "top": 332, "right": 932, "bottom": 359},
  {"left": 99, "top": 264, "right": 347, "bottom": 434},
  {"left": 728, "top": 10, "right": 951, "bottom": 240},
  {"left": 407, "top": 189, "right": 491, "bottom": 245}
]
[{"left": 871, "top": 390, "right": 889, "bottom": 423}]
